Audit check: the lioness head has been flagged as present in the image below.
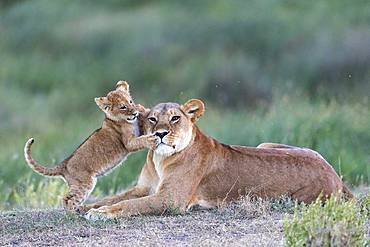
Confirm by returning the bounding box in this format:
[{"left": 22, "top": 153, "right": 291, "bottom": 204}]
[
  {"left": 95, "top": 81, "right": 139, "bottom": 123},
  {"left": 145, "top": 99, "right": 205, "bottom": 156}
]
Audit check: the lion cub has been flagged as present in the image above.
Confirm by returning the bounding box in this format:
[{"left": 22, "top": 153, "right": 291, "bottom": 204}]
[{"left": 24, "top": 81, "right": 156, "bottom": 212}]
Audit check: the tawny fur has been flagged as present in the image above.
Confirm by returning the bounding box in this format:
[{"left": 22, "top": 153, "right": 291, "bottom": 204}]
[
  {"left": 24, "top": 81, "right": 156, "bottom": 212},
  {"left": 85, "top": 99, "right": 353, "bottom": 219}
]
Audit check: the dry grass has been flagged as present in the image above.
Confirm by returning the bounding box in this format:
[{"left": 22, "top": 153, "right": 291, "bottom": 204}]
[
  {"left": 0, "top": 196, "right": 368, "bottom": 246},
  {"left": 0, "top": 198, "right": 289, "bottom": 246}
]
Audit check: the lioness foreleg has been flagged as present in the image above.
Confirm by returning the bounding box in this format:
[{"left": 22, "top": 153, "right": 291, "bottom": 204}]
[
  {"left": 85, "top": 194, "right": 168, "bottom": 220},
  {"left": 80, "top": 186, "right": 150, "bottom": 213}
]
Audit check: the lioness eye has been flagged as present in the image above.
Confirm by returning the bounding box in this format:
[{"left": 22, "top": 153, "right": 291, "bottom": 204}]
[
  {"left": 104, "top": 106, "right": 109, "bottom": 110},
  {"left": 120, "top": 105, "right": 127, "bottom": 110},
  {"left": 148, "top": 117, "right": 157, "bottom": 123},
  {"left": 171, "top": 116, "right": 180, "bottom": 122},
  {"left": 129, "top": 100, "right": 133, "bottom": 104}
]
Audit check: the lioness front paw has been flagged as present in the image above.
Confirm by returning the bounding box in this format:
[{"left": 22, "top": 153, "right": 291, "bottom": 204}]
[
  {"left": 84, "top": 208, "right": 111, "bottom": 221},
  {"left": 77, "top": 205, "right": 93, "bottom": 215}
]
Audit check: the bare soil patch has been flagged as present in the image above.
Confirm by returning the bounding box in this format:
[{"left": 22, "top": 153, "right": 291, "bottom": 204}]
[{"left": 0, "top": 203, "right": 286, "bottom": 246}]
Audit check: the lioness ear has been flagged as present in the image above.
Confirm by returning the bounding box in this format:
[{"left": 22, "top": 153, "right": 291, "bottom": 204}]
[
  {"left": 136, "top": 104, "right": 151, "bottom": 116},
  {"left": 116, "top": 80, "right": 129, "bottom": 92},
  {"left": 181, "top": 99, "right": 205, "bottom": 122},
  {"left": 95, "top": 97, "right": 110, "bottom": 111}
]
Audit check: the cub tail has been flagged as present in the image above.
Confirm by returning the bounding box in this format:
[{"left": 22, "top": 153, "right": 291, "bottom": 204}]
[{"left": 24, "top": 138, "right": 62, "bottom": 177}]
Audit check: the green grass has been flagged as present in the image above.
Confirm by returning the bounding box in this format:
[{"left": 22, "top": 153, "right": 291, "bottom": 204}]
[
  {"left": 1, "top": 97, "right": 369, "bottom": 209},
  {"left": 0, "top": 2, "right": 368, "bottom": 247},
  {"left": 284, "top": 196, "right": 368, "bottom": 247},
  {"left": 0, "top": 0, "right": 369, "bottom": 209}
]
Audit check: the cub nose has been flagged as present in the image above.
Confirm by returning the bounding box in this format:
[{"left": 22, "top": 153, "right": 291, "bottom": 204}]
[{"left": 155, "top": 131, "right": 169, "bottom": 139}]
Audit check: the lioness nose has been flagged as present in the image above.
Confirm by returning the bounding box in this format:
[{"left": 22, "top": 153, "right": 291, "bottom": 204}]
[{"left": 155, "top": 131, "right": 169, "bottom": 139}]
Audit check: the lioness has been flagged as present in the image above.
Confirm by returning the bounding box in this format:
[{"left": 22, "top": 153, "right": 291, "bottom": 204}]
[
  {"left": 24, "top": 81, "right": 157, "bottom": 212},
  {"left": 84, "top": 99, "right": 352, "bottom": 219}
]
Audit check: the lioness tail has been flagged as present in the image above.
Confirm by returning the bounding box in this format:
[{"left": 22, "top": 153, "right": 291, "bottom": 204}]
[
  {"left": 342, "top": 183, "right": 354, "bottom": 200},
  {"left": 24, "top": 138, "right": 62, "bottom": 176},
  {"left": 257, "top": 143, "right": 297, "bottom": 149}
]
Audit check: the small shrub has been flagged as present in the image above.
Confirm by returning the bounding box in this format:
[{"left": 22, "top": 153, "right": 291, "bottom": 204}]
[
  {"left": 359, "top": 194, "right": 370, "bottom": 218},
  {"left": 284, "top": 196, "right": 366, "bottom": 247}
]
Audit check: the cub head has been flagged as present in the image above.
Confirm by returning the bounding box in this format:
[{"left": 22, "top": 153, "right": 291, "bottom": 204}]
[
  {"left": 95, "top": 81, "right": 139, "bottom": 123},
  {"left": 145, "top": 99, "right": 205, "bottom": 156}
]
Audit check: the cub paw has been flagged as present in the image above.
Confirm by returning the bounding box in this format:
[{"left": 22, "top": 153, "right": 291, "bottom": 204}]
[{"left": 145, "top": 135, "right": 160, "bottom": 150}]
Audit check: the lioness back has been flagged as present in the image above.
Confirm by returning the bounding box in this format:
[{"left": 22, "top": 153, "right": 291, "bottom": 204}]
[{"left": 198, "top": 139, "right": 351, "bottom": 204}]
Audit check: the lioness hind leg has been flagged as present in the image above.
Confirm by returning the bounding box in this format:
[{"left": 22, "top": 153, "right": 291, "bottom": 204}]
[
  {"left": 291, "top": 185, "right": 323, "bottom": 204},
  {"left": 63, "top": 180, "right": 95, "bottom": 212},
  {"left": 257, "top": 143, "right": 296, "bottom": 149}
]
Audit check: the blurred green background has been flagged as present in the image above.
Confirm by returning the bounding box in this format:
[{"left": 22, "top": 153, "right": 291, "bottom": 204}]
[{"left": 0, "top": 0, "right": 369, "bottom": 209}]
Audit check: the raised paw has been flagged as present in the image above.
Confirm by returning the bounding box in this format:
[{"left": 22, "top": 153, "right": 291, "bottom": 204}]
[{"left": 145, "top": 135, "right": 160, "bottom": 150}]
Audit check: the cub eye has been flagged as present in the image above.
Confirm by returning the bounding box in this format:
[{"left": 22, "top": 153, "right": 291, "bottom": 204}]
[
  {"left": 104, "top": 105, "right": 109, "bottom": 110},
  {"left": 148, "top": 117, "right": 157, "bottom": 124},
  {"left": 120, "top": 105, "right": 127, "bottom": 110},
  {"left": 171, "top": 116, "right": 180, "bottom": 122}
]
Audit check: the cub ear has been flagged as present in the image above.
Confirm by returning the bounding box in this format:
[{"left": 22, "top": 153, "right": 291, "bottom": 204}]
[
  {"left": 116, "top": 80, "right": 129, "bottom": 92},
  {"left": 95, "top": 97, "right": 110, "bottom": 111},
  {"left": 181, "top": 99, "right": 205, "bottom": 122},
  {"left": 136, "top": 104, "right": 151, "bottom": 116}
]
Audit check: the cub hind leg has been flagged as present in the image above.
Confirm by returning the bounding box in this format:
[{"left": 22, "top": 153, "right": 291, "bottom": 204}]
[{"left": 63, "top": 177, "right": 96, "bottom": 212}]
